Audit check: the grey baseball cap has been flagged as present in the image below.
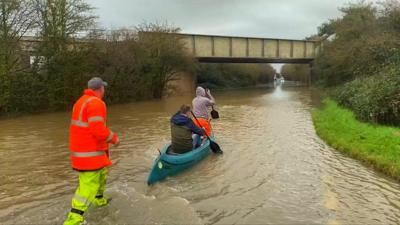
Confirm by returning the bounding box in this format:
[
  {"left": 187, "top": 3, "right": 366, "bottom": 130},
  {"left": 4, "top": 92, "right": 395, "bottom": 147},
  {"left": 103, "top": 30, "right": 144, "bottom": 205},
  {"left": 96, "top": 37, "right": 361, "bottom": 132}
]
[{"left": 88, "top": 77, "right": 108, "bottom": 90}]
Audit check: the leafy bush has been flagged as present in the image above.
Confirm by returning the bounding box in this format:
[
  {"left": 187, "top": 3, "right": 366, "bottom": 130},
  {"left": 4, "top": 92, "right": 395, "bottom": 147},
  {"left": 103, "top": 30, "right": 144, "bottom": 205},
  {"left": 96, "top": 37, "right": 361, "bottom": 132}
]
[
  {"left": 197, "top": 63, "right": 275, "bottom": 88},
  {"left": 333, "top": 65, "right": 400, "bottom": 125},
  {"left": 280, "top": 64, "right": 310, "bottom": 82},
  {"left": 315, "top": 1, "right": 400, "bottom": 87},
  {"left": 313, "top": 1, "right": 400, "bottom": 126}
]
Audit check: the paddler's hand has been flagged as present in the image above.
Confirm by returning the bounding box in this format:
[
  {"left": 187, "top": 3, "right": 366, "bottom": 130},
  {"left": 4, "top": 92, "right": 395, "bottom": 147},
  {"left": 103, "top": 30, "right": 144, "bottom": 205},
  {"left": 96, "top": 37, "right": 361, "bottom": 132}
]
[
  {"left": 206, "top": 89, "right": 211, "bottom": 97},
  {"left": 201, "top": 128, "right": 206, "bottom": 134}
]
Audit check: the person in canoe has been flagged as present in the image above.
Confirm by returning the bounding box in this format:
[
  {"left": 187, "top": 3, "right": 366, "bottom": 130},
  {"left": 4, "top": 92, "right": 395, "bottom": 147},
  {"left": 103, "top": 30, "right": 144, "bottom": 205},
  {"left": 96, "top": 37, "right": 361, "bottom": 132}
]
[
  {"left": 192, "top": 86, "right": 215, "bottom": 136},
  {"left": 170, "top": 104, "right": 205, "bottom": 154}
]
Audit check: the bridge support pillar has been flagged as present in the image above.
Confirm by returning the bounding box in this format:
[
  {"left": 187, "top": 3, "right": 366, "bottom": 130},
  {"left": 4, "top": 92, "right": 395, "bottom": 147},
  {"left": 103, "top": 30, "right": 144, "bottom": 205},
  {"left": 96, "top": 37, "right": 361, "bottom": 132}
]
[
  {"left": 308, "top": 61, "right": 314, "bottom": 86},
  {"left": 165, "top": 71, "right": 196, "bottom": 97}
]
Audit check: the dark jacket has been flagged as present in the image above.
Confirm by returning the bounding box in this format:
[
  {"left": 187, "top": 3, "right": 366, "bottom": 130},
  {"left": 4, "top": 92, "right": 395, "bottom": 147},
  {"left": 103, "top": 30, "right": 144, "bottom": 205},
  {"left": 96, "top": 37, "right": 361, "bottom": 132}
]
[{"left": 170, "top": 112, "right": 205, "bottom": 154}]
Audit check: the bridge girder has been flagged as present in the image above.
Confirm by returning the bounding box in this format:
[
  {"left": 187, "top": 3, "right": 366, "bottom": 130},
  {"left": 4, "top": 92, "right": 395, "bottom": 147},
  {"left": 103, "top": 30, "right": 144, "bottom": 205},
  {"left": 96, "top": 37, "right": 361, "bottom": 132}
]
[
  {"left": 177, "top": 33, "right": 321, "bottom": 64},
  {"left": 197, "top": 57, "right": 314, "bottom": 64}
]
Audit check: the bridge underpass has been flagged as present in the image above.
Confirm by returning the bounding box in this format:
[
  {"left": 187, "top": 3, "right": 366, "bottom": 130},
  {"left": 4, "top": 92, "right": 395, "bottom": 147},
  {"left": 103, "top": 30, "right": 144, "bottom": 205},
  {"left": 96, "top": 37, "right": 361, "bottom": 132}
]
[{"left": 168, "top": 33, "right": 321, "bottom": 94}]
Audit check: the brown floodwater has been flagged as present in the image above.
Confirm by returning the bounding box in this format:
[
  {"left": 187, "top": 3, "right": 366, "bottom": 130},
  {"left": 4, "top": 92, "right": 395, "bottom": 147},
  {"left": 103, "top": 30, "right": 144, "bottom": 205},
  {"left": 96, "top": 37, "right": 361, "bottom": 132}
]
[{"left": 1, "top": 86, "right": 400, "bottom": 225}]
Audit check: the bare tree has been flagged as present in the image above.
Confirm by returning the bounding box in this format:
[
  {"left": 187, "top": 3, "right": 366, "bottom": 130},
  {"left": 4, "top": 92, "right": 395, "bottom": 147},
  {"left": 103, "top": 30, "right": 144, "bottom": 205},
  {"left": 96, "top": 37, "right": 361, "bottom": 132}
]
[
  {"left": 0, "top": 0, "right": 37, "bottom": 75},
  {"left": 135, "top": 22, "right": 196, "bottom": 98},
  {"left": 29, "top": 0, "right": 98, "bottom": 109},
  {"left": 34, "top": 0, "right": 97, "bottom": 55}
]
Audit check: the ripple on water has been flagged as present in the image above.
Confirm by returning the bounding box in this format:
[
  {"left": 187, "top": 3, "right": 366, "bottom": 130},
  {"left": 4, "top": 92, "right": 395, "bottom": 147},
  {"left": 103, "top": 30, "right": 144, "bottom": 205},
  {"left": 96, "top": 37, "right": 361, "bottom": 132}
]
[{"left": 2, "top": 87, "right": 400, "bottom": 224}]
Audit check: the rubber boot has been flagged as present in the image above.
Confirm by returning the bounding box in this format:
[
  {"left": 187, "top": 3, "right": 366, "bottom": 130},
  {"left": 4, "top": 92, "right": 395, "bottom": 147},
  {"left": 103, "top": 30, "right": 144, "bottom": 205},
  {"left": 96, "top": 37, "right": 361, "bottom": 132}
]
[
  {"left": 94, "top": 196, "right": 112, "bottom": 207},
  {"left": 63, "top": 212, "right": 84, "bottom": 225}
]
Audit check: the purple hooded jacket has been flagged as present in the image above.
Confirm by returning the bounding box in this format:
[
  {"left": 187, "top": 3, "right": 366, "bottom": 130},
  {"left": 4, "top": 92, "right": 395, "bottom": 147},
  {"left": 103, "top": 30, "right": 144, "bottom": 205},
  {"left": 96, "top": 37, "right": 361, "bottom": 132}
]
[{"left": 192, "top": 87, "right": 215, "bottom": 119}]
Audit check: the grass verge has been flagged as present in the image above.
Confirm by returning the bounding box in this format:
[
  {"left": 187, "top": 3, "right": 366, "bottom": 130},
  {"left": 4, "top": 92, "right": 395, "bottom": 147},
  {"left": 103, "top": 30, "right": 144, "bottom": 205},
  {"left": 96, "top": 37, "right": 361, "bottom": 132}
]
[{"left": 312, "top": 99, "right": 400, "bottom": 180}]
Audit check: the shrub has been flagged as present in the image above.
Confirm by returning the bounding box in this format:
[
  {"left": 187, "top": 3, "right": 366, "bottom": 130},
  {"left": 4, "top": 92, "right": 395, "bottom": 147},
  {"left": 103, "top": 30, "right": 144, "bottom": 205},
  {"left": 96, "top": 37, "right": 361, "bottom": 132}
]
[
  {"left": 197, "top": 63, "right": 276, "bottom": 88},
  {"left": 333, "top": 65, "right": 400, "bottom": 125}
]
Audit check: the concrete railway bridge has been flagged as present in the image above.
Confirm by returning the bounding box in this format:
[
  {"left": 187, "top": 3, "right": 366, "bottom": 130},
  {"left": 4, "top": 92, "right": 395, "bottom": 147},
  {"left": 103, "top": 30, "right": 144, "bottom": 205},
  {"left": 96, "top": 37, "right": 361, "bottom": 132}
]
[{"left": 168, "top": 33, "right": 322, "bottom": 94}]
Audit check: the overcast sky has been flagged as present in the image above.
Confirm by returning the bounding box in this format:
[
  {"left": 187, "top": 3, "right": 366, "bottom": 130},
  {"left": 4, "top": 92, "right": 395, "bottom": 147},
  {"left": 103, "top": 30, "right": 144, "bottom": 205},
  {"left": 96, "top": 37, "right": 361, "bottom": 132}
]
[
  {"left": 86, "top": 0, "right": 357, "bottom": 39},
  {"left": 86, "top": 0, "right": 356, "bottom": 70}
]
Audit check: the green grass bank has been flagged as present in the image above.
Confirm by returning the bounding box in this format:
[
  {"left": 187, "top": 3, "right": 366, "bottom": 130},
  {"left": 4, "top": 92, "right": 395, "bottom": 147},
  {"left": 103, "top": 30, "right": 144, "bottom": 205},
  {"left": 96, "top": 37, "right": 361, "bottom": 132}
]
[{"left": 312, "top": 99, "right": 400, "bottom": 180}]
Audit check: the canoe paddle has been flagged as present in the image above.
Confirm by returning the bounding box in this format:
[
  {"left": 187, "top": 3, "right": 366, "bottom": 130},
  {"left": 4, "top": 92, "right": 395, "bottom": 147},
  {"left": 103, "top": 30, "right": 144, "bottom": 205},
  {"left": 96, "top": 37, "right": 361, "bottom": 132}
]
[
  {"left": 191, "top": 111, "right": 223, "bottom": 154},
  {"left": 205, "top": 88, "right": 219, "bottom": 119},
  {"left": 211, "top": 106, "right": 219, "bottom": 119}
]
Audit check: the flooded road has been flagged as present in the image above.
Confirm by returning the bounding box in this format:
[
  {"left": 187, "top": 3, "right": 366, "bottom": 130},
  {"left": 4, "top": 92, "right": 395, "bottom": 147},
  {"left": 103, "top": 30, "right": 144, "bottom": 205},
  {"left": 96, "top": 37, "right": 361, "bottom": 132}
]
[{"left": 2, "top": 86, "right": 400, "bottom": 224}]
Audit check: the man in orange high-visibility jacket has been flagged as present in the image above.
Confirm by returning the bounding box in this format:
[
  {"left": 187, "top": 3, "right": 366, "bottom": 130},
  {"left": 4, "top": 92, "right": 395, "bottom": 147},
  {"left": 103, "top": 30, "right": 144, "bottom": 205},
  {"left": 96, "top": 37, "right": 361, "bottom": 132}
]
[{"left": 64, "top": 77, "right": 120, "bottom": 225}]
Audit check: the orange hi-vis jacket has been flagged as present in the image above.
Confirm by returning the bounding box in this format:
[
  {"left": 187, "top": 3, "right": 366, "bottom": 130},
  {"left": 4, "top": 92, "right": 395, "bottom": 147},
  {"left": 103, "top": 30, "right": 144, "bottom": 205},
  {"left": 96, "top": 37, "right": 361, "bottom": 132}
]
[
  {"left": 69, "top": 89, "right": 118, "bottom": 170},
  {"left": 192, "top": 118, "right": 212, "bottom": 136}
]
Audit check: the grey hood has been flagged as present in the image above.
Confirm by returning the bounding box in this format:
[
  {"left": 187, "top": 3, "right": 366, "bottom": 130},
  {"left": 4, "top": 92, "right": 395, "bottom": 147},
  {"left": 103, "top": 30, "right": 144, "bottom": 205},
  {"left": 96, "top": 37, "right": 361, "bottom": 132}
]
[{"left": 196, "top": 87, "right": 206, "bottom": 97}]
